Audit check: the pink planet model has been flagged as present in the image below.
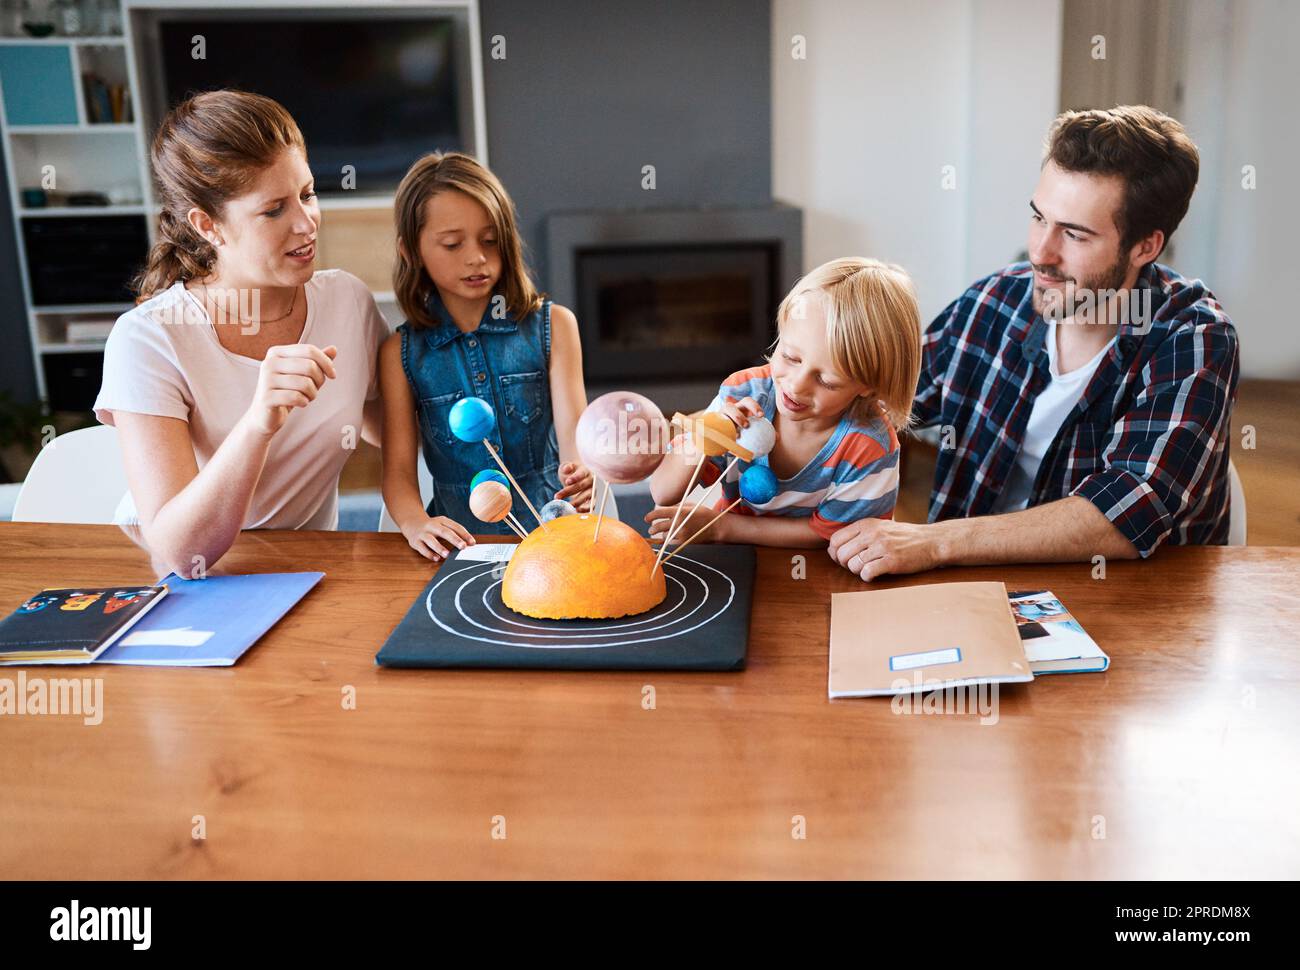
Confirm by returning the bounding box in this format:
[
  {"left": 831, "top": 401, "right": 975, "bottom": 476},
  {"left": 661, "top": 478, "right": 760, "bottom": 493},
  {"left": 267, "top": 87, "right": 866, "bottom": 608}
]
[{"left": 576, "top": 391, "right": 670, "bottom": 484}]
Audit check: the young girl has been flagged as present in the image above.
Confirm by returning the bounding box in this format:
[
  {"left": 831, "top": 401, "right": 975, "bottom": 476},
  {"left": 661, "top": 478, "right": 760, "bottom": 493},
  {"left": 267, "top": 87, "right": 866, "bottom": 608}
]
[
  {"left": 380, "top": 152, "right": 593, "bottom": 560},
  {"left": 647, "top": 257, "right": 922, "bottom": 549}
]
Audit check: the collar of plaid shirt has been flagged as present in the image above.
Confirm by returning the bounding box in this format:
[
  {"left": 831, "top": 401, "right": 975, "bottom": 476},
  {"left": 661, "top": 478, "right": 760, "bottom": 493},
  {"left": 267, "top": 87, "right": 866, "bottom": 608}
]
[{"left": 919, "top": 261, "right": 1240, "bottom": 556}]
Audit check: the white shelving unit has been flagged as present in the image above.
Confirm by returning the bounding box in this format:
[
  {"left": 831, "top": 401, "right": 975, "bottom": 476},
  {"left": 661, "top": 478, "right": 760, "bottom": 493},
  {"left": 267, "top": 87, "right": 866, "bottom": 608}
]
[
  {"left": 2, "top": 0, "right": 488, "bottom": 405},
  {"left": 1, "top": 3, "right": 145, "bottom": 401}
]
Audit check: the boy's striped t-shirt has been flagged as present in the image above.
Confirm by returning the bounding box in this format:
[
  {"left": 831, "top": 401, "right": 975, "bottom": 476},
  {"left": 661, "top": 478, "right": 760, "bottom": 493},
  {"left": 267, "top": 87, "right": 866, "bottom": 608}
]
[{"left": 689, "top": 364, "right": 900, "bottom": 540}]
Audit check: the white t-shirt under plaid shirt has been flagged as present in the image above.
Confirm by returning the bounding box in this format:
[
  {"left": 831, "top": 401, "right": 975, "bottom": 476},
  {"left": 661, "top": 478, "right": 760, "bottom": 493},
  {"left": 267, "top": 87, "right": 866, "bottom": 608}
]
[{"left": 693, "top": 364, "right": 901, "bottom": 539}]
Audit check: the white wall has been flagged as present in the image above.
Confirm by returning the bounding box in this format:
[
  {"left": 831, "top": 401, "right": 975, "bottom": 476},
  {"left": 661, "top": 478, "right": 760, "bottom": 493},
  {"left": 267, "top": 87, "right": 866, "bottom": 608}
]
[
  {"left": 772, "top": 0, "right": 1064, "bottom": 325},
  {"left": 1175, "top": 0, "right": 1300, "bottom": 379}
]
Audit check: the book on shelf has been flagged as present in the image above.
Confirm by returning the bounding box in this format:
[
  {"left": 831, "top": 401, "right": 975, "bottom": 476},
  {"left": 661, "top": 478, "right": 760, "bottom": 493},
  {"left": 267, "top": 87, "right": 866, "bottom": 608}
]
[
  {"left": 64, "top": 320, "right": 116, "bottom": 343},
  {"left": 80, "top": 73, "right": 132, "bottom": 124}
]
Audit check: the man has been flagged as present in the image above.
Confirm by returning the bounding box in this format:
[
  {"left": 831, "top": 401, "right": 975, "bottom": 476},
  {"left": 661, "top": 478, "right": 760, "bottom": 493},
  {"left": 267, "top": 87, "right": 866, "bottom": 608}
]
[{"left": 830, "top": 105, "right": 1239, "bottom": 581}]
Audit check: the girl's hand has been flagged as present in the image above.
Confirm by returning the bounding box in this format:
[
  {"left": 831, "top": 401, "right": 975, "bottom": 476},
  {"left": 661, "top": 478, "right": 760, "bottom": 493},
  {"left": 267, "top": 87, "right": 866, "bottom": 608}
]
[
  {"left": 717, "top": 395, "right": 764, "bottom": 431},
  {"left": 555, "top": 461, "right": 594, "bottom": 512},
  {"left": 243, "top": 344, "right": 338, "bottom": 437},
  {"left": 645, "top": 502, "right": 729, "bottom": 547},
  {"left": 402, "top": 515, "right": 475, "bottom": 561}
]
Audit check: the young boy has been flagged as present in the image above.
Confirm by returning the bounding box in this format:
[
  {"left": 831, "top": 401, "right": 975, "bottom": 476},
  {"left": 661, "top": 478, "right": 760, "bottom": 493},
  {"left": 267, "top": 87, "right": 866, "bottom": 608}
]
[{"left": 647, "top": 257, "right": 922, "bottom": 548}]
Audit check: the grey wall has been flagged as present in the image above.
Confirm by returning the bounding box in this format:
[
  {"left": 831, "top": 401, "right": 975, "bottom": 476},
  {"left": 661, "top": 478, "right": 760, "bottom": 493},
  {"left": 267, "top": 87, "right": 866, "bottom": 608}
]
[
  {"left": 479, "top": 0, "right": 772, "bottom": 286},
  {"left": 0, "top": 1, "right": 773, "bottom": 400}
]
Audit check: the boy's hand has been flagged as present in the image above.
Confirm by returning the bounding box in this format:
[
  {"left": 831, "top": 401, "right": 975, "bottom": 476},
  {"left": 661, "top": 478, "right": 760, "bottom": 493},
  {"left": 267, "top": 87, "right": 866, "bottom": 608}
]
[
  {"left": 402, "top": 515, "right": 475, "bottom": 561},
  {"left": 717, "top": 396, "right": 764, "bottom": 431},
  {"left": 555, "top": 461, "right": 594, "bottom": 512},
  {"left": 645, "top": 502, "right": 729, "bottom": 547}
]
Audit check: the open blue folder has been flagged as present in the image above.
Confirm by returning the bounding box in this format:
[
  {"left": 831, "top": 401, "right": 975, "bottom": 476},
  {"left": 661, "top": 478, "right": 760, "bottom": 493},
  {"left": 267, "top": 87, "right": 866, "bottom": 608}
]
[{"left": 95, "top": 572, "right": 324, "bottom": 666}]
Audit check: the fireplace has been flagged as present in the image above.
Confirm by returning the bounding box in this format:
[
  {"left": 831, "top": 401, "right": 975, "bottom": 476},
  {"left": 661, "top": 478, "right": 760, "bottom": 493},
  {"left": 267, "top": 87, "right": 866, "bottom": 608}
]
[{"left": 546, "top": 206, "right": 802, "bottom": 384}]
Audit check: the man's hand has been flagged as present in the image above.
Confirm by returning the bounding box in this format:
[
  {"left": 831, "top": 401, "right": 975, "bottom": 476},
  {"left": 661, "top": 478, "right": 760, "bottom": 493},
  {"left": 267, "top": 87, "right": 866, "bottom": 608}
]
[{"left": 827, "top": 518, "right": 943, "bottom": 581}]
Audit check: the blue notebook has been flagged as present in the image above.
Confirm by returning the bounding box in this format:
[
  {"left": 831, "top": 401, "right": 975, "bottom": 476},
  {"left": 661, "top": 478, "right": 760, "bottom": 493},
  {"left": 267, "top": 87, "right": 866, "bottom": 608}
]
[{"left": 96, "top": 572, "right": 324, "bottom": 667}]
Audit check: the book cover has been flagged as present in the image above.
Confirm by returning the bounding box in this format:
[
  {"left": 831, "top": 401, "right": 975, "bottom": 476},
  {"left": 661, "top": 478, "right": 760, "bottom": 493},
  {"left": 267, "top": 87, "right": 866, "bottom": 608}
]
[
  {"left": 829, "top": 581, "right": 1035, "bottom": 697},
  {"left": 0, "top": 586, "right": 168, "bottom": 665},
  {"left": 1008, "top": 589, "right": 1110, "bottom": 674},
  {"left": 97, "top": 572, "right": 325, "bottom": 667}
]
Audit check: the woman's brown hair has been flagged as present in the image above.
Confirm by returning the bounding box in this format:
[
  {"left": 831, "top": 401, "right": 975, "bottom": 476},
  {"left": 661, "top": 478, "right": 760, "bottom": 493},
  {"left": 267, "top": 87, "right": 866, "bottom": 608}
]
[
  {"left": 134, "top": 89, "right": 306, "bottom": 300},
  {"left": 393, "top": 151, "right": 541, "bottom": 328}
]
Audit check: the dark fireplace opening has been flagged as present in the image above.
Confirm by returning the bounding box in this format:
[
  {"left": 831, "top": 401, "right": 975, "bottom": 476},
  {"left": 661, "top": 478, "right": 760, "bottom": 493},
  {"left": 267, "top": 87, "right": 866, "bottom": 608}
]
[{"left": 576, "top": 242, "right": 778, "bottom": 382}]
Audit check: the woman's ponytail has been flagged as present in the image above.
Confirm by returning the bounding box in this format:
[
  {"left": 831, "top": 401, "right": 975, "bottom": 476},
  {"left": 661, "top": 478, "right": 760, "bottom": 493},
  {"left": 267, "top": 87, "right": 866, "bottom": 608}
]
[{"left": 133, "top": 209, "right": 217, "bottom": 301}]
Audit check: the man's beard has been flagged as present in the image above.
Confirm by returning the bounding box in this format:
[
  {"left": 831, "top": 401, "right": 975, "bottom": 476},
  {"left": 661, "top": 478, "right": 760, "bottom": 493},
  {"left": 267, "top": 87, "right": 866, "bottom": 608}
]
[{"left": 1031, "top": 248, "right": 1130, "bottom": 324}]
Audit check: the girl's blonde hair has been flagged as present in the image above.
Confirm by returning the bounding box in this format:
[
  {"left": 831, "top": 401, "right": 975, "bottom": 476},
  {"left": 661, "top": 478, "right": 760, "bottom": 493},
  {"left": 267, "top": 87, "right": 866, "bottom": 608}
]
[
  {"left": 393, "top": 151, "right": 542, "bottom": 328},
  {"left": 135, "top": 90, "right": 306, "bottom": 300},
  {"left": 774, "top": 257, "right": 922, "bottom": 431}
]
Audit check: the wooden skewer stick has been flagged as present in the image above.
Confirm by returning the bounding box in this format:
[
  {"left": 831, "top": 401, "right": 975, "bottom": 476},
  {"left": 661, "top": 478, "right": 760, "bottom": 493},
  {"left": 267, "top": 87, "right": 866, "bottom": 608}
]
[
  {"left": 658, "top": 498, "right": 743, "bottom": 570},
  {"left": 661, "top": 455, "right": 738, "bottom": 551},
  {"left": 653, "top": 450, "right": 708, "bottom": 571},
  {"left": 592, "top": 478, "right": 611, "bottom": 543},
  {"left": 505, "top": 513, "right": 529, "bottom": 539},
  {"left": 482, "top": 438, "right": 549, "bottom": 532}
]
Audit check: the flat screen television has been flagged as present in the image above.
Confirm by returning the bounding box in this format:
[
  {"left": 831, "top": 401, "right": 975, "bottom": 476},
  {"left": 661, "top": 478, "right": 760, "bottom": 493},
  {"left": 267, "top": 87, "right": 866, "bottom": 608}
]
[{"left": 155, "top": 15, "right": 463, "bottom": 196}]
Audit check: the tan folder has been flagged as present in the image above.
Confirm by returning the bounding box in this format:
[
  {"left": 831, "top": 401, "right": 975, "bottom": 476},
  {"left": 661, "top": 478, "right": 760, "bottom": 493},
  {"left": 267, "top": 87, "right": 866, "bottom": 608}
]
[{"left": 829, "top": 581, "right": 1033, "bottom": 697}]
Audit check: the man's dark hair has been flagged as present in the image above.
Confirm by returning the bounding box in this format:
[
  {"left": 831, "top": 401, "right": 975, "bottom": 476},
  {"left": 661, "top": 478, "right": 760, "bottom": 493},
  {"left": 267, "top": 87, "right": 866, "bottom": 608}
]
[{"left": 1045, "top": 105, "right": 1200, "bottom": 260}]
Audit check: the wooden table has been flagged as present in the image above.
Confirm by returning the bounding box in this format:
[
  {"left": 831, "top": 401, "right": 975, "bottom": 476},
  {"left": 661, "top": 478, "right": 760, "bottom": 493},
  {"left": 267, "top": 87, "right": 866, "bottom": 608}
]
[{"left": 1, "top": 523, "right": 1296, "bottom": 879}]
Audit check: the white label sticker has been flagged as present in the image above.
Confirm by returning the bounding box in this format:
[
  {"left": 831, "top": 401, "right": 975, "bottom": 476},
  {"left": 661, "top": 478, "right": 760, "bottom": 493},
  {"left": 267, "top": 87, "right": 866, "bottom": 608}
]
[
  {"left": 455, "top": 544, "right": 517, "bottom": 562},
  {"left": 121, "top": 627, "right": 215, "bottom": 648},
  {"left": 890, "top": 647, "right": 962, "bottom": 671}
]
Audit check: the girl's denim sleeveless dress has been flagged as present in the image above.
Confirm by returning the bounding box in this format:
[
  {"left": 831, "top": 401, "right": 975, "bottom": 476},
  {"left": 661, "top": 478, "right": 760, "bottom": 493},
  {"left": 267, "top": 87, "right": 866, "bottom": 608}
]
[{"left": 398, "top": 290, "right": 562, "bottom": 535}]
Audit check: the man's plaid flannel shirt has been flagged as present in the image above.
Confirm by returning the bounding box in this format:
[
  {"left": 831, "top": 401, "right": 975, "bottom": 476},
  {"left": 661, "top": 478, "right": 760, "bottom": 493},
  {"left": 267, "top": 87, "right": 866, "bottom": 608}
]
[{"left": 912, "top": 261, "right": 1240, "bottom": 556}]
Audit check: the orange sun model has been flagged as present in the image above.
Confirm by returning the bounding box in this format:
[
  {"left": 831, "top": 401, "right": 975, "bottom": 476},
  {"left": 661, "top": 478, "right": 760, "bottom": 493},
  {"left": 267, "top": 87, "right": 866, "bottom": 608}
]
[{"left": 503, "top": 513, "right": 667, "bottom": 620}]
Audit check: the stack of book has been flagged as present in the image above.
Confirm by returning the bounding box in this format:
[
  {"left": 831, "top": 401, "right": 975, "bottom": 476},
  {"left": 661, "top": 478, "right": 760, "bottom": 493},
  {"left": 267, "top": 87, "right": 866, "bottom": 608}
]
[{"left": 81, "top": 74, "right": 132, "bottom": 124}]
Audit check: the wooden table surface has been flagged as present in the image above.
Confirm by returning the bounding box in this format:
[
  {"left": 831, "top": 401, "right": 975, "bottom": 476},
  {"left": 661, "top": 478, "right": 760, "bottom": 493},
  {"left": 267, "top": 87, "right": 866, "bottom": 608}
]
[{"left": 1, "top": 522, "right": 1297, "bottom": 880}]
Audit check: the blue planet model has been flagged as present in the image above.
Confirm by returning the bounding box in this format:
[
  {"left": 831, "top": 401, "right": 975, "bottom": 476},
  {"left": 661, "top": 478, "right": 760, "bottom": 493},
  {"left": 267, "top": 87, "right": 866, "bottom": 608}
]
[
  {"left": 739, "top": 465, "right": 779, "bottom": 505},
  {"left": 449, "top": 397, "right": 495, "bottom": 442}
]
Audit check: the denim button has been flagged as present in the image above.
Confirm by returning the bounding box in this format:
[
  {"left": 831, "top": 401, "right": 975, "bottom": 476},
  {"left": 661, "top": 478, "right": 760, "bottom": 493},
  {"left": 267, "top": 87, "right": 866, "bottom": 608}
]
[
  {"left": 468, "top": 338, "right": 477, "bottom": 347},
  {"left": 476, "top": 371, "right": 486, "bottom": 382}
]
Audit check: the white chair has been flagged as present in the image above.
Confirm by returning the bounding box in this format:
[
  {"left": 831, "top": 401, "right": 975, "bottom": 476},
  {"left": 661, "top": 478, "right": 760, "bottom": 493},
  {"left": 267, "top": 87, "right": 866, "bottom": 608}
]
[
  {"left": 378, "top": 459, "right": 434, "bottom": 532},
  {"left": 1227, "top": 458, "right": 1246, "bottom": 547},
  {"left": 378, "top": 462, "right": 618, "bottom": 532},
  {"left": 11, "top": 426, "right": 129, "bottom": 524}
]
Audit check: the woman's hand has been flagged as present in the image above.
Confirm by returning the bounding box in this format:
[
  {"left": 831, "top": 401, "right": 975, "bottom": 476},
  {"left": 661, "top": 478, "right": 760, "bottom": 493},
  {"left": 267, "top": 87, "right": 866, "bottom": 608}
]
[
  {"left": 555, "top": 461, "right": 595, "bottom": 512},
  {"left": 242, "top": 343, "right": 338, "bottom": 437},
  {"left": 645, "top": 501, "right": 730, "bottom": 547},
  {"left": 402, "top": 515, "right": 476, "bottom": 561}
]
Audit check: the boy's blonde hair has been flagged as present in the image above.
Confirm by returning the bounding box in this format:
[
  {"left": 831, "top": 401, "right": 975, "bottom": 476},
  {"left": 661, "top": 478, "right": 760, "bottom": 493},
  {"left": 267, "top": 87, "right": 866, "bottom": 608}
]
[
  {"left": 393, "top": 151, "right": 542, "bottom": 328},
  {"left": 774, "top": 257, "right": 922, "bottom": 431}
]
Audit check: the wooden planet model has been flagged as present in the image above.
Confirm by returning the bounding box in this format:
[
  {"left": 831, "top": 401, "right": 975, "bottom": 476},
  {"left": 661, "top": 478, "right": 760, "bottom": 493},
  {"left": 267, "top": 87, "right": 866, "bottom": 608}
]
[
  {"left": 502, "top": 513, "right": 667, "bottom": 620},
  {"left": 468, "top": 480, "right": 513, "bottom": 523}
]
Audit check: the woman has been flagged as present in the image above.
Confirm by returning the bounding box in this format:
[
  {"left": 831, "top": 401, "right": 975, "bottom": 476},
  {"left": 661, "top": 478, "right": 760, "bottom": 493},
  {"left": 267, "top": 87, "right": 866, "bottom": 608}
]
[{"left": 94, "top": 90, "right": 388, "bottom": 576}]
